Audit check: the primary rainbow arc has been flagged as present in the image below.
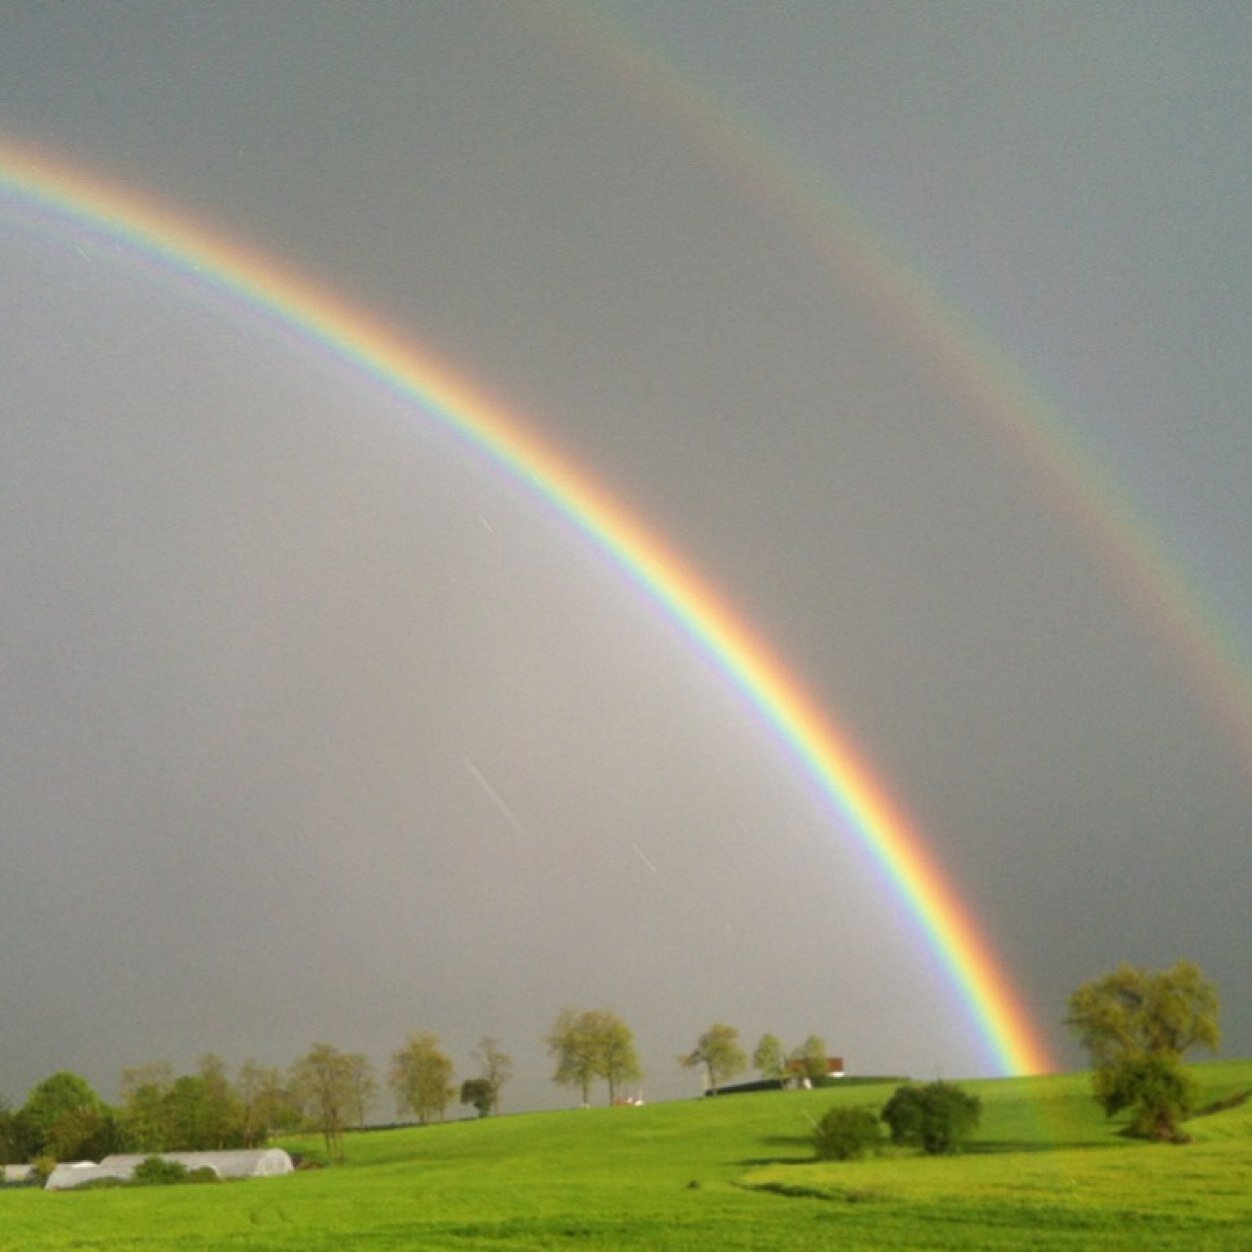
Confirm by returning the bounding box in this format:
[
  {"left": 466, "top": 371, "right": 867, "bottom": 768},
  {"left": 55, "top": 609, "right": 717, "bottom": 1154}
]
[{"left": 0, "top": 137, "right": 1054, "bottom": 1076}]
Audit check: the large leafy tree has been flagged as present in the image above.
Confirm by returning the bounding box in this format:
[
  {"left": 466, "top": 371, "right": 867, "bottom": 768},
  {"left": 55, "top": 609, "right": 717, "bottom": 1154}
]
[
  {"left": 546, "top": 1009, "right": 642, "bottom": 1105},
  {"left": 546, "top": 1010, "right": 601, "bottom": 1106},
  {"left": 681, "top": 1024, "right": 747, "bottom": 1094},
  {"left": 20, "top": 1071, "right": 117, "bottom": 1160},
  {"left": 389, "top": 1033, "right": 455, "bottom": 1125},
  {"left": 595, "top": 1011, "right": 643, "bottom": 1103},
  {"left": 1065, "top": 960, "right": 1220, "bottom": 1140}
]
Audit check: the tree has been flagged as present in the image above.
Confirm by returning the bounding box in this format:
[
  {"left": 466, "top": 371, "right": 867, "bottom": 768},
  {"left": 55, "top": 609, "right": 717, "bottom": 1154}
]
[
  {"left": 390, "top": 1033, "right": 455, "bottom": 1125},
  {"left": 1065, "top": 960, "right": 1220, "bottom": 1141},
  {"left": 789, "top": 1035, "right": 828, "bottom": 1085},
  {"left": 120, "top": 1062, "right": 174, "bottom": 1105},
  {"left": 164, "top": 1074, "right": 246, "bottom": 1151},
  {"left": 119, "top": 1063, "right": 174, "bottom": 1152},
  {"left": 344, "top": 1053, "right": 378, "bottom": 1130},
  {"left": 752, "top": 1034, "right": 787, "bottom": 1088},
  {"left": 470, "top": 1037, "right": 513, "bottom": 1115},
  {"left": 459, "top": 1077, "right": 496, "bottom": 1118},
  {"left": 547, "top": 1010, "right": 601, "bottom": 1106},
  {"left": 20, "top": 1071, "right": 110, "bottom": 1159},
  {"left": 681, "top": 1024, "right": 747, "bottom": 1095},
  {"left": 594, "top": 1011, "right": 643, "bottom": 1104},
  {"left": 237, "top": 1060, "right": 299, "bottom": 1147},
  {"left": 290, "top": 1044, "right": 356, "bottom": 1163},
  {"left": 881, "top": 1081, "right": 982, "bottom": 1155},
  {"left": 813, "top": 1105, "right": 881, "bottom": 1160},
  {"left": 546, "top": 1009, "right": 642, "bottom": 1106},
  {"left": 0, "top": 1097, "right": 21, "bottom": 1166},
  {"left": 119, "top": 1057, "right": 244, "bottom": 1152},
  {"left": 44, "top": 1104, "right": 121, "bottom": 1161},
  {"left": 185, "top": 1053, "right": 245, "bottom": 1148}
]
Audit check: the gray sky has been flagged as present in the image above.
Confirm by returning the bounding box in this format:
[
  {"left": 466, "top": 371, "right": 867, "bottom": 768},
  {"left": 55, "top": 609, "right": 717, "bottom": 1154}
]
[{"left": 2, "top": 1, "right": 1249, "bottom": 1112}]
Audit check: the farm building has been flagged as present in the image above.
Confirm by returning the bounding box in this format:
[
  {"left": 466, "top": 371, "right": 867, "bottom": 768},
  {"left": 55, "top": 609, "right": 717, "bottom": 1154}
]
[
  {"left": 44, "top": 1162, "right": 121, "bottom": 1191},
  {"left": 787, "top": 1056, "right": 845, "bottom": 1082},
  {"left": 45, "top": 1148, "right": 293, "bottom": 1191}
]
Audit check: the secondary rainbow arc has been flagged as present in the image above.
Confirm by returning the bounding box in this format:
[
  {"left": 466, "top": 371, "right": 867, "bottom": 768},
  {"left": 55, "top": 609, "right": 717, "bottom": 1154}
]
[
  {"left": 561, "top": 6, "right": 1252, "bottom": 782},
  {"left": 0, "top": 137, "right": 1054, "bottom": 1076}
]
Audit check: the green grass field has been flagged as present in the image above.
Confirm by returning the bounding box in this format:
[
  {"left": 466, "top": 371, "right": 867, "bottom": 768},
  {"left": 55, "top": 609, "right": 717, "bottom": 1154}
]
[{"left": 3, "top": 1061, "right": 1250, "bottom": 1249}]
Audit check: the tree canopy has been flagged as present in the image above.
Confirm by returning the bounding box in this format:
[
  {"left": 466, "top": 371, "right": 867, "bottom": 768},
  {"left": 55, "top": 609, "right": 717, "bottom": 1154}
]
[
  {"left": 752, "top": 1034, "right": 787, "bottom": 1087},
  {"left": 681, "top": 1024, "right": 747, "bottom": 1094},
  {"left": 881, "top": 1081, "right": 982, "bottom": 1155},
  {"left": 290, "top": 1043, "right": 357, "bottom": 1163},
  {"left": 546, "top": 1009, "right": 641, "bottom": 1105},
  {"left": 389, "top": 1033, "right": 455, "bottom": 1125},
  {"left": 18, "top": 1071, "right": 117, "bottom": 1161},
  {"left": 1065, "top": 960, "right": 1220, "bottom": 1141}
]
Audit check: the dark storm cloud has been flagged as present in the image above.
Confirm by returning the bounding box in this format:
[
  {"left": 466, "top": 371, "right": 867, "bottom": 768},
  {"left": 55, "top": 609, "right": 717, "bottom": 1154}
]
[{"left": 2, "top": 2, "right": 1249, "bottom": 1108}]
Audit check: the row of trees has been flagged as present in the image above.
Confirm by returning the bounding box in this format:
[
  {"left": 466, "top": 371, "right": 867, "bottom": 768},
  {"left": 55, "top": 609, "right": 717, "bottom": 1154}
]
[
  {"left": 2, "top": 961, "right": 1219, "bottom": 1173},
  {"left": 1, "top": 1013, "right": 838, "bottom": 1166},
  {"left": 545, "top": 1013, "right": 835, "bottom": 1105},
  {"left": 0, "top": 1035, "right": 513, "bottom": 1168},
  {"left": 680, "top": 1023, "right": 832, "bottom": 1094}
]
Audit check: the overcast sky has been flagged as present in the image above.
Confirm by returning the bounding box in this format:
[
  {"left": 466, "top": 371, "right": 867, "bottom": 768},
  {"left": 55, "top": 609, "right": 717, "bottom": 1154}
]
[{"left": 2, "top": 2, "right": 1249, "bottom": 1112}]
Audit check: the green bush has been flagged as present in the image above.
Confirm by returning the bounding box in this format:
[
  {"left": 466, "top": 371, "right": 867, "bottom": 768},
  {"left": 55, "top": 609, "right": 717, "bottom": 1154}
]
[
  {"left": 812, "top": 1106, "right": 881, "bottom": 1160},
  {"left": 880, "top": 1081, "right": 981, "bottom": 1155},
  {"left": 132, "top": 1155, "right": 189, "bottom": 1185}
]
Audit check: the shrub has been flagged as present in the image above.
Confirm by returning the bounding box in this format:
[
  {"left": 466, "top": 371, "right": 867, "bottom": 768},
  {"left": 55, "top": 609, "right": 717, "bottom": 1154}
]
[
  {"left": 132, "top": 1155, "right": 189, "bottom": 1185},
  {"left": 880, "top": 1081, "right": 981, "bottom": 1155},
  {"left": 813, "top": 1106, "right": 881, "bottom": 1160}
]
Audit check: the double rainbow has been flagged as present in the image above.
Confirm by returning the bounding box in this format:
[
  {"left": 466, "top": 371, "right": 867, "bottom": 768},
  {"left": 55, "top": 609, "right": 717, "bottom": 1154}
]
[{"left": 0, "top": 137, "right": 1054, "bottom": 1075}]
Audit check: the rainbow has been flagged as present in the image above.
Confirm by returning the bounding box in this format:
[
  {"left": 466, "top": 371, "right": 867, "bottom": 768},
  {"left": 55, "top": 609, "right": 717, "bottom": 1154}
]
[
  {"left": 560, "top": 5, "right": 1252, "bottom": 781},
  {"left": 0, "top": 137, "right": 1054, "bottom": 1076}
]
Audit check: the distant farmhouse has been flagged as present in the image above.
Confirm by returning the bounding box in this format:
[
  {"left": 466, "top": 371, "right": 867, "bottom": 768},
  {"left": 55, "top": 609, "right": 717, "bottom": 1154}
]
[
  {"left": 44, "top": 1148, "right": 293, "bottom": 1191},
  {"left": 790, "top": 1055, "right": 846, "bottom": 1084}
]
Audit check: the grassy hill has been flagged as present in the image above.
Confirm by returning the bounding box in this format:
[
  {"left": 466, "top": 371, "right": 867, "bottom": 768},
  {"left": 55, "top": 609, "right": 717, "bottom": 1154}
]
[{"left": 2, "top": 1060, "right": 1250, "bottom": 1249}]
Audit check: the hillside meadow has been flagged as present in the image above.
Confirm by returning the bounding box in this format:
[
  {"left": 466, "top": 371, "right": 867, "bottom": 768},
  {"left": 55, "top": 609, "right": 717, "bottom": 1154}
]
[{"left": 2, "top": 1060, "right": 1250, "bottom": 1250}]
